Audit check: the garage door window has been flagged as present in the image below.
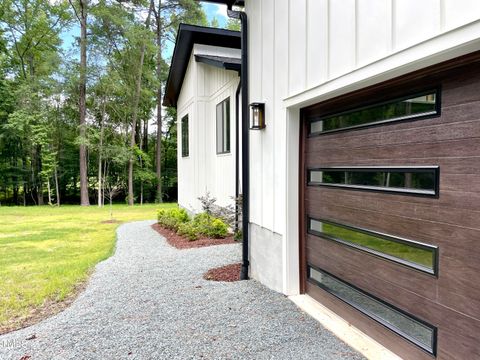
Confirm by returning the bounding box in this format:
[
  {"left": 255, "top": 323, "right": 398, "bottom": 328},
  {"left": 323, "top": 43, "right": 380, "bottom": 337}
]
[
  {"left": 308, "top": 266, "right": 437, "bottom": 355},
  {"left": 308, "top": 166, "right": 439, "bottom": 196},
  {"left": 308, "top": 218, "right": 438, "bottom": 274},
  {"left": 310, "top": 90, "right": 439, "bottom": 134}
]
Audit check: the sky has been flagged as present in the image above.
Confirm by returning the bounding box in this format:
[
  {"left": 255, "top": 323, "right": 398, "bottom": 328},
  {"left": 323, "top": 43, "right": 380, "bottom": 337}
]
[{"left": 60, "top": 2, "right": 229, "bottom": 59}]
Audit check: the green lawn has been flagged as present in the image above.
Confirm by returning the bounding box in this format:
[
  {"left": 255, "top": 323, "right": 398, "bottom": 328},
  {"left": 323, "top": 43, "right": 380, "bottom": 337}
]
[{"left": 0, "top": 203, "right": 175, "bottom": 331}]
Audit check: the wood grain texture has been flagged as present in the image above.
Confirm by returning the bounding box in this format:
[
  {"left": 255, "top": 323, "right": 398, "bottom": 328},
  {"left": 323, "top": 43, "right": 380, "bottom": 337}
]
[{"left": 301, "top": 55, "right": 480, "bottom": 359}]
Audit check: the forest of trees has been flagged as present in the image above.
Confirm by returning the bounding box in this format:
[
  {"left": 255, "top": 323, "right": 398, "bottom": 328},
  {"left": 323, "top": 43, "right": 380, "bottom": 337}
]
[{"left": 0, "top": 0, "right": 240, "bottom": 206}]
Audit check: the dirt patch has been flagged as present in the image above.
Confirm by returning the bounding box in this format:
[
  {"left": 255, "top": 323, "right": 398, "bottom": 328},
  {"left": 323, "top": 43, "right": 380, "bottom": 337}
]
[
  {"left": 203, "top": 263, "right": 242, "bottom": 282},
  {"left": 101, "top": 219, "right": 120, "bottom": 224},
  {"left": 0, "top": 279, "right": 89, "bottom": 336},
  {"left": 151, "top": 223, "right": 237, "bottom": 249}
]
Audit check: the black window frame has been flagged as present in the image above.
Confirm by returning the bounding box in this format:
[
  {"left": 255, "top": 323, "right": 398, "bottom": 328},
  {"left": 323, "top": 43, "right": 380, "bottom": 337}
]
[
  {"left": 181, "top": 114, "right": 189, "bottom": 158},
  {"left": 308, "top": 88, "right": 441, "bottom": 135},
  {"left": 216, "top": 97, "right": 231, "bottom": 155},
  {"left": 307, "top": 217, "right": 439, "bottom": 276},
  {"left": 307, "top": 166, "right": 440, "bottom": 198},
  {"left": 307, "top": 265, "right": 438, "bottom": 356}
]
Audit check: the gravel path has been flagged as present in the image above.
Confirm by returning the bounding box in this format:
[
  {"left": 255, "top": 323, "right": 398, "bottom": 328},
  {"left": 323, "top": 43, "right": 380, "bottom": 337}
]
[{"left": 0, "top": 220, "right": 365, "bottom": 360}]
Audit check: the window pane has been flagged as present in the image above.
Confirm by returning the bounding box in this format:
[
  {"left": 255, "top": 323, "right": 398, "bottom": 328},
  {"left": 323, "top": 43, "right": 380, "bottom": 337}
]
[
  {"left": 308, "top": 267, "right": 436, "bottom": 354},
  {"left": 216, "top": 103, "right": 223, "bottom": 153},
  {"left": 182, "top": 115, "right": 189, "bottom": 157},
  {"left": 216, "top": 98, "right": 230, "bottom": 154},
  {"left": 310, "top": 91, "right": 438, "bottom": 134},
  {"left": 309, "top": 218, "right": 437, "bottom": 273},
  {"left": 224, "top": 99, "right": 230, "bottom": 152},
  {"left": 308, "top": 167, "right": 438, "bottom": 196}
]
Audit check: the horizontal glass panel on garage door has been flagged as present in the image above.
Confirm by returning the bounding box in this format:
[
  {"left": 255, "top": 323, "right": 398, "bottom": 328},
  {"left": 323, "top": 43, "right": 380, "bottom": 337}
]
[
  {"left": 308, "top": 266, "right": 437, "bottom": 355},
  {"left": 308, "top": 218, "right": 438, "bottom": 274},
  {"left": 308, "top": 166, "right": 439, "bottom": 196},
  {"left": 309, "top": 90, "right": 439, "bottom": 134}
]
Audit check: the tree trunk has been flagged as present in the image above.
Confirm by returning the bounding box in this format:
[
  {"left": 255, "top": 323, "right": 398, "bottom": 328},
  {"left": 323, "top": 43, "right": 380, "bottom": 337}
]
[
  {"left": 47, "top": 179, "right": 52, "bottom": 205},
  {"left": 98, "top": 100, "right": 105, "bottom": 207},
  {"left": 36, "top": 146, "right": 44, "bottom": 206},
  {"left": 54, "top": 166, "right": 60, "bottom": 206},
  {"left": 155, "top": 1, "right": 163, "bottom": 203},
  {"left": 128, "top": 2, "right": 153, "bottom": 206},
  {"left": 79, "top": 0, "right": 90, "bottom": 206}
]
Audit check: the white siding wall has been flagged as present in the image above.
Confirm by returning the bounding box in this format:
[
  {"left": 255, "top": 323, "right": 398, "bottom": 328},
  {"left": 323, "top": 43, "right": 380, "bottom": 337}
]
[
  {"left": 177, "top": 46, "right": 241, "bottom": 213},
  {"left": 245, "top": 0, "right": 480, "bottom": 293}
]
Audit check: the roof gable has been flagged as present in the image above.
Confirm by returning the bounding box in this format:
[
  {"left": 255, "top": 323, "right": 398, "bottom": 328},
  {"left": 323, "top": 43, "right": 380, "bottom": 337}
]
[{"left": 163, "top": 24, "right": 241, "bottom": 108}]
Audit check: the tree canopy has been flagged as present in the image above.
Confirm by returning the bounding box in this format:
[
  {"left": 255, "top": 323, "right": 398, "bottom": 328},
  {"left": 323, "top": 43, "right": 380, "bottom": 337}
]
[{"left": 0, "top": 0, "right": 234, "bottom": 206}]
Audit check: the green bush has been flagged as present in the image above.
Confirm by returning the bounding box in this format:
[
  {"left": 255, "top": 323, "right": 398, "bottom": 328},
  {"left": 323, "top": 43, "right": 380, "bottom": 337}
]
[
  {"left": 206, "top": 218, "right": 228, "bottom": 238},
  {"left": 158, "top": 208, "right": 229, "bottom": 241},
  {"left": 157, "top": 208, "right": 190, "bottom": 231},
  {"left": 192, "top": 213, "right": 228, "bottom": 239},
  {"left": 234, "top": 229, "right": 243, "bottom": 242},
  {"left": 177, "top": 223, "right": 199, "bottom": 241}
]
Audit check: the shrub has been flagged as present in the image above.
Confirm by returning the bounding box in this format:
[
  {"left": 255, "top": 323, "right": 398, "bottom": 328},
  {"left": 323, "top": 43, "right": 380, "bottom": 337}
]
[
  {"left": 158, "top": 207, "right": 229, "bottom": 241},
  {"left": 206, "top": 218, "right": 229, "bottom": 238},
  {"left": 157, "top": 208, "right": 190, "bottom": 231},
  {"left": 192, "top": 213, "right": 228, "bottom": 239},
  {"left": 177, "top": 223, "right": 199, "bottom": 241},
  {"left": 234, "top": 229, "right": 243, "bottom": 242}
]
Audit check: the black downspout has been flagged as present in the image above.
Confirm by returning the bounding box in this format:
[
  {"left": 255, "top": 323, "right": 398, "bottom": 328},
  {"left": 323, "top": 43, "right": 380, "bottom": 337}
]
[
  {"left": 234, "top": 79, "right": 241, "bottom": 232},
  {"left": 228, "top": 6, "right": 249, "bottom": 280}
]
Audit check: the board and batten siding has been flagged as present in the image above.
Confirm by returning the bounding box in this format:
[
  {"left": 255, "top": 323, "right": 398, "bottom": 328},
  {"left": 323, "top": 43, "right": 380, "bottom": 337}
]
[
  {"left": 177, "top": 45, "right": 240, "bottom": 213},
  {"left": 245, "top": 0, "right": 480, "bottom": 293}
]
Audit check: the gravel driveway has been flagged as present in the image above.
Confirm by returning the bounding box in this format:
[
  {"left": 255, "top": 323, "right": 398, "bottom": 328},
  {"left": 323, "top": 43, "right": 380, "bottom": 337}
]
[{"left": 0, "top": 220, "right": 364, "bottom": 360}]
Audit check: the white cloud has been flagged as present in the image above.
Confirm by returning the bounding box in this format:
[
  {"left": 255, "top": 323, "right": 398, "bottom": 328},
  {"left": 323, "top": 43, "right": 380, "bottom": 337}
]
[{"left": 214, "top": 4, "right": 228, "bottom": 19}]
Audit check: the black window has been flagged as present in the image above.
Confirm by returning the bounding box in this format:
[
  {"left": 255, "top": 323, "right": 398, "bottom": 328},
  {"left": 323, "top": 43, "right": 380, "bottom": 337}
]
[
  {"left": 308, "top": 266, "right": 437, "bottom": 355},
  {"left": 309, "top": 90, "right": 440, "bottom": 134},
  {"left": 216, "top": 98, "right": 230, "bottom": 154},
  {"left": 181, "top": 114, "right": 189, "bottom": 157},
  {"left": 308, "top": 166, "right": 439, "bottom": 197},
  {"left": 308, "top": 218, "right": 438, "bottom": 274}
]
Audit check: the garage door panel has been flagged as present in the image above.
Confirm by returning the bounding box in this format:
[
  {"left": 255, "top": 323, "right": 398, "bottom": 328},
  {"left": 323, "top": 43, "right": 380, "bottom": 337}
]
[
  {"left": 442, "top": 79, "right": 480, "bottom": 107},
  {"left": 306, "top": 199, "right": 480, "bottom": 260},
  {"left": 305, "top": 188, "right": 480, "bottom": 229},
  {"left": 307, "top": 243, "right": 480, "bottom": 342},
  {"left": 306, "top": 235, "right": 437, "bottom": 299},
  {"left": 305, "top": 282, "right": 435, "bottom": 360},
  {"left": 437, "top": 256, "right": 480, "bottom": 319},
  {"left": 306, "top": 137, "right": 479, "bottom": 164},
  {"left": 306, "top": 118, "right": 480, "bottom": 153},
  {"left": 307, "top": 233, "right": 480, "bottom": 321},
  {"left": 306, "top": 156, "right": 480, "bottom": 175}
]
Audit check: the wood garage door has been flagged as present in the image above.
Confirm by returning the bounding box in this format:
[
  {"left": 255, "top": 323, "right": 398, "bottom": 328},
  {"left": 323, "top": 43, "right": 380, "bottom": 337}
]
[{"left": 300, "top": 53, "right": 480, "bottom": 360}]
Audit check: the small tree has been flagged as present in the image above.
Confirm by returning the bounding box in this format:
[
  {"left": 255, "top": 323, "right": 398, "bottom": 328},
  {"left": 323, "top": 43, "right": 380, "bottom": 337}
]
[{"left": 104, "top": 179, "right": 123, "bottom": 221}]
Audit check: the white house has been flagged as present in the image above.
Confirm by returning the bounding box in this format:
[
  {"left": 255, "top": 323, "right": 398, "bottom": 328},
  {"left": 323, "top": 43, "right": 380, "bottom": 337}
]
[
  {"left": 164, "top": 24, "right": 241, "bottom": 213},
  {"left": 166, "top": 2, "right": 480, "bottom": 359}
]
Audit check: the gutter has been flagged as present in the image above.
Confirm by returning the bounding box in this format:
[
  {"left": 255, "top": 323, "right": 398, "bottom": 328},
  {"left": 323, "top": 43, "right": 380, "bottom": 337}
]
[{"left": 227, "top": 4, "right": 249, "bottom": 280}]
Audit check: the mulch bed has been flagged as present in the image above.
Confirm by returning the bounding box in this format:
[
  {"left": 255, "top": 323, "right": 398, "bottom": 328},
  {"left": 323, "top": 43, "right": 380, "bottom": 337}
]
[
  {"left": 203, "top": 263, "right": 242, "bottom": 282},
  {"left": 151, "top": 223, "right": 237, "bottom": 250}
]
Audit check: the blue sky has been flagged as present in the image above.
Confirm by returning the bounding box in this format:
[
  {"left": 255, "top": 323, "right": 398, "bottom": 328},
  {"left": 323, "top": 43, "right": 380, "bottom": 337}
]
[{"left": 60, "top": 2, "right": 229, "bottom": 59}]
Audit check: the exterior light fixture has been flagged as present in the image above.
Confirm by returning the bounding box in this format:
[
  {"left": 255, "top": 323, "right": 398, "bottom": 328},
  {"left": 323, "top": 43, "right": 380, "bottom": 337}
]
[{"left": 250, "top": 102, "right": 266, "bottom": 130}]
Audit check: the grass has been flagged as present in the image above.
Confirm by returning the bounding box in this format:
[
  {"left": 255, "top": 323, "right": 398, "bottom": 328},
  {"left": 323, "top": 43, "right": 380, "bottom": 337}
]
[{"left": 0, "top": 203, "right": 175, "bottom": 331}]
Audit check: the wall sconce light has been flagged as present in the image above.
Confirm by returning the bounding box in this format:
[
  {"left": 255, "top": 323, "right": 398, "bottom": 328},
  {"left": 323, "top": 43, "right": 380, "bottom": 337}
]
[{"left": 250, "top": 102, "right": 266, "bottom": 130}]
